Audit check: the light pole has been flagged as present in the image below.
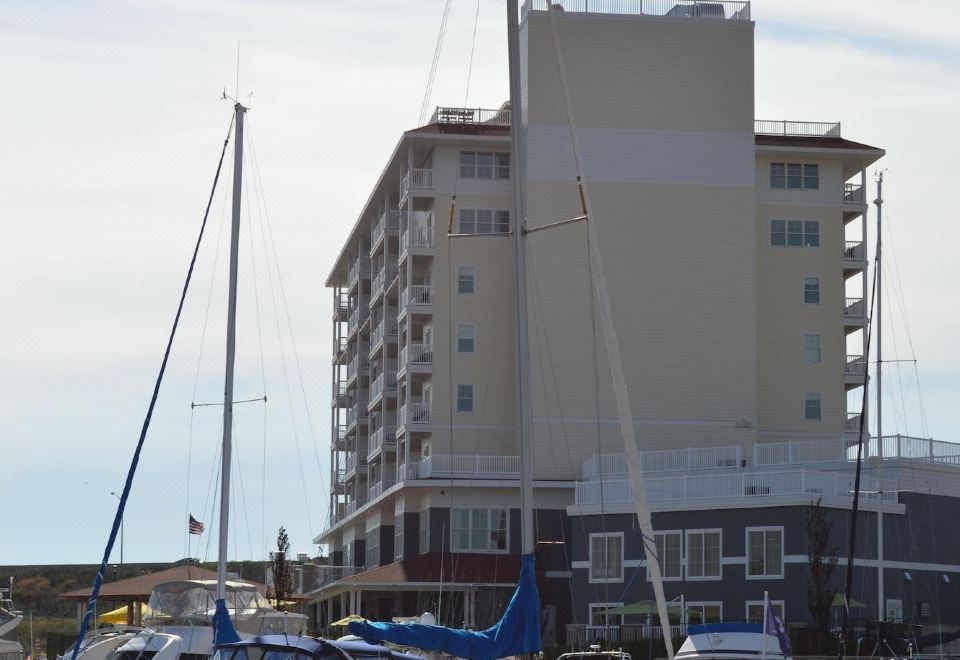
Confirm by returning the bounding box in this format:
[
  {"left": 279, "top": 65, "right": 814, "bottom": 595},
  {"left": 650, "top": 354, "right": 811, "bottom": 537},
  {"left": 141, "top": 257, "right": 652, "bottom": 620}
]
[{"left": 110, "top": 491, "right": 124, "bottom": 564}]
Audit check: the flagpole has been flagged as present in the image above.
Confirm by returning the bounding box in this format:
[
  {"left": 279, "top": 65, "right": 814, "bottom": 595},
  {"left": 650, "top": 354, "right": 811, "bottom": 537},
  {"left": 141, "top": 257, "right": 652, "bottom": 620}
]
[{"left": 761, "top": 590, "right": 769, "bottom": 660}]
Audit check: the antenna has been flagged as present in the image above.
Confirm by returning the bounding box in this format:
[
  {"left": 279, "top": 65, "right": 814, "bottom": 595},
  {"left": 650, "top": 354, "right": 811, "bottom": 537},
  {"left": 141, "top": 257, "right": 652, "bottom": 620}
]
[{"left": 235, "top": 40, "right": 240, "bottom": 102}]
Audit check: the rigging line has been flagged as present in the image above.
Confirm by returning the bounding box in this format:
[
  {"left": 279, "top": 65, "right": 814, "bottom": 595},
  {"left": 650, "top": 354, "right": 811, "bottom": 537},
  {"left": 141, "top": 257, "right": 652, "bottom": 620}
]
[
  {"left": 232, "top": 416, "right": 256, "bottom": 560},
  {"left": 418, "top": 0, "right": 453, "bottom": 126},
  {"left": 204, "top": 447, "right": 222, "bottom": 565},
  {"left": 244, "top": 120, "right": 316, "bottom": 535},
  {"left": 241, "top": 130, "right": 271, "bottom": 559},
  {"left": 184, "top": 120, "right": 234, "bottom": 562},
  {"left": 69, "top": 114, "right": 233, "bottom": 660},
  {"left": 201, "top": 418, "right": 225, "bottom": 561},
  {"left": 446, "top": 0, "right": 483, "bottom": 223},
  {"left": 247, "top": 119, "right": 329, "bottom": 499},
  {"left": 192, "top": 396, "right": 266, "bottom": 407}
]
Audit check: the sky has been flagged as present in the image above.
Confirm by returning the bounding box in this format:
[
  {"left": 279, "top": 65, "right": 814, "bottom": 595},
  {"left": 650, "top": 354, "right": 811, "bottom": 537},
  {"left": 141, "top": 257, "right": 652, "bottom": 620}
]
[{"left": 1, "top": 0, "right": 957, "bottom": 566}]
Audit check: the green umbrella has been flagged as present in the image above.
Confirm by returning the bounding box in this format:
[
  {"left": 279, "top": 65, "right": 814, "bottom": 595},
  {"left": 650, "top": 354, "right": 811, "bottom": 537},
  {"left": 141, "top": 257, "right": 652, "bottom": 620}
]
[
  {"left": 831, "top": 594, "right": 866, "bottom": 608},
  {"left": 604, "top": 600, "right": 683, "bottom": 615}
]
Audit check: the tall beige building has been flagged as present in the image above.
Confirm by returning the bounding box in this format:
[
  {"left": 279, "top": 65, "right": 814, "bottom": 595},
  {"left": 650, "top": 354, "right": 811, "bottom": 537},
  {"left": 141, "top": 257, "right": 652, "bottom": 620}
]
[{"left": 310, "top": 1, "right": 911, "bottom": 637}]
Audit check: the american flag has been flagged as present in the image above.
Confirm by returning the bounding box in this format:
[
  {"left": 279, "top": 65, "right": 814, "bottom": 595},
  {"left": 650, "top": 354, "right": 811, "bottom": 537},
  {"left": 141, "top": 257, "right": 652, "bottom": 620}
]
[{"left": 188, "top": 514, "right": 205, "bottom": 535}]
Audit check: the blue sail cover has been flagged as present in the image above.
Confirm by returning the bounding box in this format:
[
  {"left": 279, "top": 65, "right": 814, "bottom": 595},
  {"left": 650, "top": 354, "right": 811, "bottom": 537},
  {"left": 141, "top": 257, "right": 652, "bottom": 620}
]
[
  {"left": 212, "top": 598, "right": 241, "bottom": 645},
  {"left": 348, "top": 553, "right": 541, "bottom": 660}
]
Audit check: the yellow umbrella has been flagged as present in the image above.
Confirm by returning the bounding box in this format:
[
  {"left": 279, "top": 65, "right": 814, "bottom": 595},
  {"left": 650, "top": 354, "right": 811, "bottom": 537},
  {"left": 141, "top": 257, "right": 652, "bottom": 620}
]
[
  {"left": 331, "top": 614, "right": 366, "bottom": 627},
  {"left": 97, "top": 603, "right": 151, "bottom": 625}
]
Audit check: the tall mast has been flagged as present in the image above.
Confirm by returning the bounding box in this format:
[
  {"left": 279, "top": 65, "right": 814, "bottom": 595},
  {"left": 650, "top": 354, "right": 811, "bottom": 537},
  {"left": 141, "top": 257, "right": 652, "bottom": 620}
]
[
  {"left": 506, "top": 0, "right": 535, "bottom": 556},
  {"left": 218, "top": 101, "right": 246, "bottom": 600},
  {"left": 874, "top": 171, "right": 884, "bottom": 622}
]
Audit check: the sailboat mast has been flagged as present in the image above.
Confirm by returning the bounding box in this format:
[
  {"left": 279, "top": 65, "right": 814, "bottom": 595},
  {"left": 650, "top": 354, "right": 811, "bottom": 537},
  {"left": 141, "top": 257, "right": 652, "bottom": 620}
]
[
  {"left": 218, "top": 101, "right": 246, "bottom": 600},
  {"left": 874, "top": 171, "right": 884, "bottom": 622},
  {"left": 506, "top": 0, "right": 535, "bottom": 557}
]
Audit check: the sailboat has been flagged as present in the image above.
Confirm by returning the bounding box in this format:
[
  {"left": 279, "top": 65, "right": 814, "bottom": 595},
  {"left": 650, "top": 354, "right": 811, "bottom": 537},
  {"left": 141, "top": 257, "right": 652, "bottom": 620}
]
[{"left": 0, "top": 585, "right": 25, "bottom": 660}]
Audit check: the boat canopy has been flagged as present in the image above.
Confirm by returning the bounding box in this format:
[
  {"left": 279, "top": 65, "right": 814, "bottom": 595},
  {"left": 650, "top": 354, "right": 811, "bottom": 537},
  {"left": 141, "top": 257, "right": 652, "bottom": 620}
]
[
  {"left": 146, "top": 580, "right": 270, "bottom": 626},
  {"left": 347, "top": 553, "right": 541, "bottom": 660},
  {"left": 214, "top": 635, "right": 349, "bottom": 660}
]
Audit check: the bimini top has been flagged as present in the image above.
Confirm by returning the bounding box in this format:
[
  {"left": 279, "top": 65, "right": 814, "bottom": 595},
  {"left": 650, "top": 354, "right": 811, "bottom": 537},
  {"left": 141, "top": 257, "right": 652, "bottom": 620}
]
[
  {"left": 215, "top": 635, "right": 350, "bottom": 660},
  {"left": 145, "top": 580, "right": 271, "bottom": 626}
]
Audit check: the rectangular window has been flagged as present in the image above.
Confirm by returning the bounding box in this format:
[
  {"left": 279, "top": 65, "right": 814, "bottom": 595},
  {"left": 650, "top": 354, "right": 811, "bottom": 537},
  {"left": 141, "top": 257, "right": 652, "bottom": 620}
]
[
  {"left": 804, "top": 392, "right": 822, "bottom": 421},
  {"left": 457, "top": 384, "right": 474, "bottom": 413},
  {"left": 457, "top": 325, "right": 475, "bottom": 353},
  {"left": 686, "top": 530, "right": 722, "bottom": 579},
  {"left": 452, "top": 507, "right": 507, "bottom": 552},
  {"left": 589, "top": 603, "right": 623, "bottom": 627},
  {"left": 746, "top": 527, "right": 784, "bottom": 578},
  {"left": 803, "top": 277, "right": 820, "bottom": 304},
  {"left": 589, "top": 533, "right": 624, "bottom": 583},
  {"left": 458, "top": 208, "right": 509, "bottom": 234},
  {"left": 746, "top": 600, "right": 785, "bottom": 623},
  {"left": 459, "top": 152, "right": 509, "bottom": 180},
  {"left": 652, "top": 531, "right": 683, "bottom": 580},
  {"left": 687, "top": 602, "right": 723, "bottom": 624},
  {"left": 771, "top": 220, "right": 820, "bottom": 248},
  {"left": 804, "top": 334, "right": 821, "bottom": 363},
  {"left": 394, "top": 521, "right": 404, "bottom": 560},
  {"left": 457, "top": 266, "right": 475, "bottom": 295},
  {"left": 770, "top": 162, "right": 819, "bottom": 190}
]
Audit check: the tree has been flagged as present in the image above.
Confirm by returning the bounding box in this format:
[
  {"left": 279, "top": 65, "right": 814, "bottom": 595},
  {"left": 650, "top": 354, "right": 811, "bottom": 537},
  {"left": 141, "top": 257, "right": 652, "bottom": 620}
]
[
  {"left": 272, "top": 526, "right": 293, "bottom": 609},
  {"left": 806, "top": 497, "right": 839, "bottom": 652}
]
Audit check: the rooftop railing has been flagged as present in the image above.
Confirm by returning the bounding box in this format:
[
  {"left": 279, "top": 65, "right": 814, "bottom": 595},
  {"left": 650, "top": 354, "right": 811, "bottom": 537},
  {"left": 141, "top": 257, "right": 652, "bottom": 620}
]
[
  {"left": 521, "top": 0, "right": 750, "bottom": 21},
  {"left": 429, "top": 106, "right": 511, "bottom": 126},
  {"left": 755, "top": 119, "right": 841, "bottom": 137}
]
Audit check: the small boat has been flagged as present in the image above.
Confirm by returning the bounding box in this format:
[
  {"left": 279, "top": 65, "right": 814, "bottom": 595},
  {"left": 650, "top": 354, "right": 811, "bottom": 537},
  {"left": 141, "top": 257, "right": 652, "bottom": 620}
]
[
  {"left": 0, "top": 592, "right": 24, "bottom": 660},
  {"left": 676, "top": 624, "right": 790, "bottom": 660}
]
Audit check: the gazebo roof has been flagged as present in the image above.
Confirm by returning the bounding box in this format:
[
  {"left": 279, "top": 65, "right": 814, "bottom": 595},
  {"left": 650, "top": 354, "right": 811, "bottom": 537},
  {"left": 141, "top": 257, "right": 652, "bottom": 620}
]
[{"left": 60, "top": 565, "right": 268, "bottom": 601}]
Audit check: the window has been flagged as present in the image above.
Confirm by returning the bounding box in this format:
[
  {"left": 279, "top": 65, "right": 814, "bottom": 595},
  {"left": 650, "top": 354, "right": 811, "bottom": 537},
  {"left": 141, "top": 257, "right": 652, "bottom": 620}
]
[
  {"left": 686, "top": 530, "right": 721, "bottom": 579},
  {"left": 452, "top": 507, "right": 508, "bottom": 552},
  {"left": 589, "top": 603, "right": 623, "bottom": 627},
  {"left": 746, "top": 527, "right": 784, "bottom": 578},
  {"left": 459, "top": 151, "right": 510, "bottom": 180},
  {"left": 457, "top": 325, "right": 475, "bottom": 353},
  {"left": 803, "top": 334, "right": 821, "bottom": 364},
  {"left": 458, "top": 208, "right": 510, "bottom": 234},
  {"left": 770, "top": 220, "right": 819, "bottom": 248},
  {"left": 687, "top": 602, "right": 723, "bottom": 624},
  {"left": 746, "top": 600, "right": 785, "bottom": 623},
  {"left": 651, "top": 531, "right": 683, "bottom": 580},
  {"left": 804, "top": 392, "right": 822, "bottom": 421},
  {"left": 803, "top": 277, "right": 820, "bottom": 304},
  {"left": 394, "top": 520, "right": 404, "bottom": 560},
  {"left": 419, "top": 511, "right": 429, "bottom": 554},
  {"left": 589, "top": 533, "right": 624, "bottom": 582},
  {"left": 770, "top": 162, "right": 818, "bottom": 190},
  {"left": 457, "top": 266, "right": 475, "bottom": 295},
  {"left": 456, "top": 384, "right": 474, "bottom": 412}
]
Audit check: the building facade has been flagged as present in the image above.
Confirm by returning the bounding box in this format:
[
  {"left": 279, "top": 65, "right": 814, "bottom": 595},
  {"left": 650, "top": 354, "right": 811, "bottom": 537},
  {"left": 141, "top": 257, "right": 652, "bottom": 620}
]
[{"left": 311, "top": 0, "right": 960, "bottom": 645}]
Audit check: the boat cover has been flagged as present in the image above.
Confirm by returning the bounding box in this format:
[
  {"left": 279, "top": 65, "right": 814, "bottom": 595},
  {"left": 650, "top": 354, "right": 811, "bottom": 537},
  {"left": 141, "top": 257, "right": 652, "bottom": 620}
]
[
  {"left": 347, "top": 553, "right": 541, "bottom": 660},
  {"left": 216, "top": 635, "right": 345, "bottom": 659}
]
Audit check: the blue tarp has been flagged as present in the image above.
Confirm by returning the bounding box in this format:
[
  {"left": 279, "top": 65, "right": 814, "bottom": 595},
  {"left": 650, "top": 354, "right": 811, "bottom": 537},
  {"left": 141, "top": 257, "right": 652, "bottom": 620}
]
[
  {"left": 212, "top": 598, "right": 241, "bottom": 646},
  {"left": 348, "top": 553, "right": 541, "bottom": 660}
]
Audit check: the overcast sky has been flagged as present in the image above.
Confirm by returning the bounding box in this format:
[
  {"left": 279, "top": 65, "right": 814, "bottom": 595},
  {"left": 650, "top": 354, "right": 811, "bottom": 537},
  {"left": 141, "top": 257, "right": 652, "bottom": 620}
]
[{"left": 1, "top": 0, "right": 957, "bottom": 567}]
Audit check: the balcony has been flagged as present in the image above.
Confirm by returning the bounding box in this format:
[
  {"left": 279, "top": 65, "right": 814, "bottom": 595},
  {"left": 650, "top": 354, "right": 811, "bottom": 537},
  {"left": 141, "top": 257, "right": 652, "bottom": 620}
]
[
  {"left": 401, "top": 168, "right": 434, "bottom": 198},
  {"left": 332, "top": 292, "right": 350, "bottom": 320},
  {"left": 574, "top": 469, "right": 895, "bottom": 507},
  {"left": 844, "top": 183, "right": 865, "bottom": 204},
  {"left": 399, "top": 222, "right": 434, "bottom": 257},
  {"left": 331, "top": 379, "right": 347, "bottom": 406},
  {"left": 368, "top": 479, "right": 397, "bottom": 502},
  {"left": 333, "top": 336, "right": 347, "bottom": 362},
  {"left": 582, "top": 445, "right": 742, "bottom": 479},
  {"left": 368, "top": 426, "right": 397, "bottom": 459},
  {"left": 346, "top": 355, "right": 368, "bottom": 385},
  {"left": 347, "top": 300, "right": 369, "bottom": 337},
  {"left": 754, "top": 119, "right": 841, "bottom": 137},
  {"left": 843, "top": 240, "right": 866, "bottom": 264},
  {"left": 369, "top": 371, "right": 398, "bottom": 406},
  {"left": 371, "top": 265, "right": 397, "bottom": 302},
  {"left": 369, "top": 318, "right": 398, "bottom": 353},
  {"left": 344, "top": 451, "right": 367, "bottom": 479},
  {"left": 370, "top": 210, "right": 402, "bottom": 253},
  {"left": 314, "top": 565, "right": 363, "bottom": 589},
  {"left": 845, "top": 355, "right": 867, "bottom": 386},
  {"left": 402, "top": 454, "right": 520, "bottom": 480},
  {"left": 331, "top": 425, "right": 347, "bottom": 451},
  {"left": 348, "top": 256, "right": 371, "bottom": 289},
  {"left": 522, "top": 0, "right": 751, "bottom": 21},
  {"left": 399, "top": 343, "right": 433, "bottom": 373},
  {"left": 398, "top": 401, "right": 432, "bottom": 430},
  {"left": 846, "top": 412, "right": 864, "bottom": 433},
  {"left": 345, "top": 396, "right": 369, "bottom": 430},
  {"left": 399, "top": 285, "right": 432, "bottom": 316},
  {"left": 343, "top": 493, "right": 367, "bottom": 517},
  {"left": 428, "top": 106, "right": 512, "bottom": 126},
  {"left": 844, "top": 297, "right": 866, "bottom": 324}
]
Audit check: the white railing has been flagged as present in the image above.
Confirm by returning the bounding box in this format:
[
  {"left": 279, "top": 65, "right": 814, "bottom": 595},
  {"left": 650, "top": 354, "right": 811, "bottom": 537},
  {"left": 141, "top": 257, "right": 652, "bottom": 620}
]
[
  {"left": 582, "top": 445, "right": 741, "bottom": 479},
  {"left": 401, "top": 284, "right": 433, "bottom": 312},
  {"left": 370, "top": 371, "right": 398, "bottom": 402},
  {"left": 369, "top": 317, "right": 398, "bottom": 349},
  {"left": 368, "top": 479, "right": 397, "bottom": 502},
  {"left": 399, "top": 401, "right": 432, "bottom": 428},
  {"left": 334, "top": 336, "right": 347, "bottom": 356},
  {"left": 346, "top": 355, "right": 368, "bottom": 381},
  {"left": 844, "top": 297, "right": 865, "bottom": 319},
  {"left": 846, "top": 412, "right": 863, "bottom": 433},
  {"left": 755, "top": 119, "right": 841, "bottom": 137},
  {"left": 414, "top": 454, "right": 521, "bottom": 479},
  {"left": 862, "top": 435, "right": 960, "bottom": 465},
  {"left": 575, "top": 469, "right": 896, "bottom": 506},
  {"left": 347, "top": 256, "right": 371, "bottom": 286},
  {"left": 369, "top": 426, "right": 397, "bottom": 456},
  {"left": 333, "top": 292, "right": 350, "bottom": 315},
  {"left": 347, "top": 301, "right": 369, "bottom": 333},
  {"left": 314, "top": 565, "right": 363, "bottom": 588},
  {"left": 400, "top": 343, "right": 433, "bottom": 369},
  {"left": 402, "top": 168, "right": 434, "bottom": 195},
  {"left": 844, "top": 183, "right": 865, "bottom": 203},
  {"left": 400, "top": 223, "right": 434, "bottom": 253},
  {"left": 345, "top": 398, "right": 368, "bottom": 428},
  {"left": 753, "top": 437, "right": 849, "bottom": 467},
  {"left": 429, "top": 106, "right": 512, "bottom": 125},
  {"left": 522, "top": 0, "right": 750, "bottom": 20},
  {"left": 845, "top": 355, "right": 867, "bottom": 379},
  {"left": 844, "top": 241, "right": 865, "bottom": 261},
  {"left": 371, "top": 210, "right": 402, "bottom": 249}
]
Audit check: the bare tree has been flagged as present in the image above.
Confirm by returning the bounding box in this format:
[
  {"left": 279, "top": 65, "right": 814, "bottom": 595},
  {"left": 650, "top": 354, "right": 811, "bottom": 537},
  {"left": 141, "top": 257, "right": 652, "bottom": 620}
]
[
  {"left": 806, "top": 497, "right": 838, "bottom": 651},
  {"left": 272, "top": 526, "right": 293, "bottom": 609}
]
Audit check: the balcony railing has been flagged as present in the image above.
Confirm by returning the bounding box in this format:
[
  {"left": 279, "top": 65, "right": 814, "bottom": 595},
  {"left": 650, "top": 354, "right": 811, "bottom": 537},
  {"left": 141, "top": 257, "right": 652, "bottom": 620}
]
[
  {"left": 574, "top": 469, "right": 896, "bottom": 506},
  {"left": 400, "top": 222, "right": 434, "bottom": 254},
  {"left": 582, "top": 445, "right": 741, "bottom": 479},
  {"left": 314, "top": 565, "right": 363, "bottom": 589},
  {"left": 333, "top": 292, "right": 350, "bottom": 318},
  {"left": 371, "top": 210, "right": 402, "bottom": 250},
  {"left": 403, "top": 454, "right": 520, "bottom": 480},
  {"left": 864, "top": 435, "right": 960, "bottom": 465},
  {"left": 344, "top": 451, "right": 367, "bottom": 477},
  {"left": 429, "top": 106, "right": 511, "bottom": 126},
  {"left": 846, "top": 412, "right": 863, "bottom": 432},
  {"left": 400, "top": 285, "right": 433, "bottom": 312},
  {"left": 844, "top": 297, "right": 865, "bottom": 320},
  {"left": 844, "top": 183, "right": 865, "bottom": 203},
  {"left": 345, "top": 398, "right": 369, "bottom": 428},
  {"left": 753, "top": 437, "right": 849, "bottom": 467},
  {"left": 371, "top": 265, "right": 397, "bottom": 300},
  {"left": 398, "top": 401, "right": 432, "bottom": 428},
  {"left": 755, "top": 119, "right": 841, "bottom": 137},
  {"left": 844, "top": 241, "right": 865, "bottom": 262},
  {"left": 845, "top": 355, "right": 867, "bottom": 379},
  {"left": 346, "top": 355, "right": 368, "bottom": 382},
  {"left": 347, "top": 301, "right": 369, "bottom": 334},
  {"left": 522, "top": 0, "right": 750, "bottom": 20},
  {"left": 347, "top": 256, "right": 371, "bottom": 287},
  {"left": 370, "top": 318, "right": 398, "bottom": 350},
  {"left": 401, "top": 168, "right": 434, "bottom": 196},
  {"left": 370, "top": 371, "right": 398, "bottom": 402},
  {"left": 333, "top": 336, "right": 347, "bottom": 357},
  {"left": 400, "top": 343, "right": 433, "bottom": 370},
  {"left": 368, "top": 426, "right": 397, "bottom": 457},
  {"left": 368, "top": 479, "right": 396, "bottom": 502}
]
